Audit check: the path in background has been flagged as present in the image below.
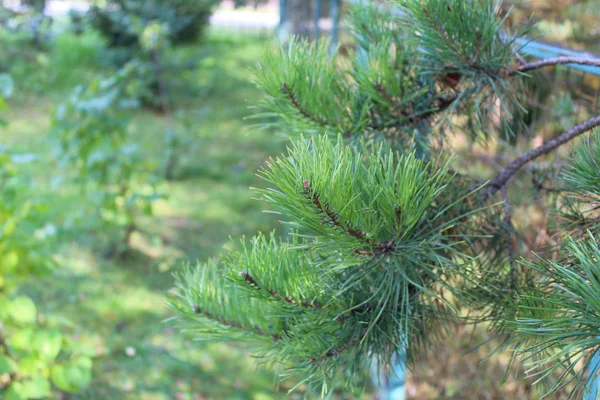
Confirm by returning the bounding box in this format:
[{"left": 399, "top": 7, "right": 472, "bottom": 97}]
[
  {"left": 38, "top": 0, "right": 280, "bottom": 30},
  {"left": 38, "top": 0, "right": 338, "bottom": 33}
]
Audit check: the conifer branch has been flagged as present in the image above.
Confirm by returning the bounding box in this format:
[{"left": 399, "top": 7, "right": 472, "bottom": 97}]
[
  {"left": 380, "top": 88, "right": 460, "bottom": 127},
  {"left": 420, "top": 7, "right": 469, "bottom": 65},
  {"left": 308, "top": 334, "right": 365, "bottom": 364},
  {"left": 239, "top": 270, "right": 323, "bottom": 309},
  {"left": 281, "top": 83, "right": 329, "bottom": 127},
  {"left": 192, "top": 304, "right": 280, "bottom": 341},
  {"left": 302, "top": 179, "right": 396, "bottom": 255},
  {"left": 410, "top": 93, "right": 460, "bottom": 123},
  {"left": 373, "top": 83, "right": 397, "bottom": 106},
  {"left": 302, "top": 179, "right": 368, "bottom": 241},
  {"left": 510, "top": 57, "right": 600, "bottom": 75},
  {"left": 486, "top": 115, "right": 600, "bottom": 198}
]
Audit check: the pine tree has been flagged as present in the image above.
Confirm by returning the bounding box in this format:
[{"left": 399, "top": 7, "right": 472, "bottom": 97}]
[{"left": 167, "top": 0, "right": 600, "bottom": 397}]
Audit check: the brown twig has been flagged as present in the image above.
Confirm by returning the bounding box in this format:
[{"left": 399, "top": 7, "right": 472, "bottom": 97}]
[
  {"left": 281, "top": 83, "right": 329, "bottom": 127},
  {"left": 303, "top": 179, "right": 367, "bottom": 242},
  {"left": 509, "top": 56, "right": 600, "bottom": 76},
  {"left": 239, "top": 270, "right": 323, "bottom": 309},
  {"left": 308, "top": 333, "right": 365, "bottom": 364},
  {"left": 302, "top": 179, "right": 396, "bottom": 255},
  {"left": 412, "top": 93, "right": 461, "bottom": 122},
  {"left": 192, "top": 304, "right": 280, "bottom": 341},
  {"left": 373, "top": 83, "right": 397, "bottom": 106},
  {"left": 238, "top": 271, "right": 364, "bottom": 325},
  {"left": 485, "top": 115, "right": 600, "bottom": 199}
]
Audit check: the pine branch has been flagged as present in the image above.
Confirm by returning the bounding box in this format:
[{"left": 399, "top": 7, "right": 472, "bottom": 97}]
[
  {"left": 420, "top": 7, "right": 469, "bottom": 66},
  {"left": 303, "top": 179, "right": 368, "bottom": 242},
  {"left": 486, "top": 115, "right": 600, "bottom": 198},
  {"left": 308, "top": 333, "right": 365, "bottom": 364},
  {"left": 510, "top": 56, "right": 600, "bottom": 75},
  {"left": 373, "top": 83, "right": 396, "bottom": 106},
  {"left": 239, "top": 270, "right": 323, "bottom": 309},
  {"left": 380, "top": 86, "right": 460, "bottom": 127},
  {"left": 302, "top": 179, "right": 395, "bottom": 255},
  {"left": 192, "top": 304, "right": 281, "bottom": 341},
  {"left": 281, "top": 83, "right": 329, "bottom": 127},
  {"left": 407, "top": 93, "right": 460, "bottom": 124}
]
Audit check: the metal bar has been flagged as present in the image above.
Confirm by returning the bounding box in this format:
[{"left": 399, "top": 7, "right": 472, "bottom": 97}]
[
  {"left": 584, "top": 341, "right": 600, "bottom": 400},
  {"left": 329, "top": 0, "right": 340, "bottom": 56},
  {"left": 312, "top": 0, "right": 321, "bottom": 40},
  {"left": 370, "top": 348, "right": 407, "bottom": 400},
  {"left": 277, "top": 0, "right": 288, "bottom": 40},
  {"left": 514, "top": 37, "right": 600, "bottom": 76}
]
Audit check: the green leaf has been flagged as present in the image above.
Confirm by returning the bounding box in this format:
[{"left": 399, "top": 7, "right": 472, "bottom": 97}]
[
  {"left": 12, "top": 376, "right": 51, "bottom": 399},
  {"left": 8, "top": 297, "right": 37, "bottom": 325},
  {"left": 4, "top": 385, "right": 26, "bottom": 400},
  {"left": 50, "top": 357, "right": 93, "bottom": 393},
  {"left": 0, "top": 251, "right": 19, "bottom": 274},
  {"left": 33, "top": 330, "right": 62, "bottom": 362},
  {"left": 0, "top": 355, "right": 16, "bottom": 374},
  {"left": 17, "top": 356, "right": 43, "bottom": 376},
  {"left": 11, "top": 328, "right": 35, "bottom": 353}
]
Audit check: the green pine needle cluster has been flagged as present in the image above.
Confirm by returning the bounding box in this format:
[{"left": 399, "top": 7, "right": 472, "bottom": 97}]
[
  {"left": 254, "top": 38, "right": 368, "bottom": 139},
  {"left": 506, "top": 133, "right": 600, "bottom": 398},
  {"left": 168, "top": 136, "right": 481, "bottom": 393},
  {"left": 507, "top": 235, "right": 600, "bottom": 398}
]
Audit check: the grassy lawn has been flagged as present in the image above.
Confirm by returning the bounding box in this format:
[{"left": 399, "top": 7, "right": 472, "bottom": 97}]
[{"left": 3, "top": 29, "right": 306, "bottom": 400}]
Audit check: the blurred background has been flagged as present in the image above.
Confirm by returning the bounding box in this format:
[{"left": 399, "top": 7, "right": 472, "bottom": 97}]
[{"left": 1, "top": 0, "right": 600, "bottom": 399}]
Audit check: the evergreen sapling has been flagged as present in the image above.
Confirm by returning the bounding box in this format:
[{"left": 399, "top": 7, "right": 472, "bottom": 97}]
[{"left": 168, "top": 0, "right": 600, "bottom": 397}]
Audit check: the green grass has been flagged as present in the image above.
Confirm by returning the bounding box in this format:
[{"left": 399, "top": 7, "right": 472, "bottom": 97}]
[{"left": 3, "top": 29, "right": 308, "bottom": 400}]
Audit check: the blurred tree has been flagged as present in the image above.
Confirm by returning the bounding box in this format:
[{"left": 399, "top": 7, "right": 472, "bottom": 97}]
[
  {"left": 85, "top": 0, "right": 212, "bottom": 112},
  {"left": 88, "top": 0, "right": 220, "bottom": 50},
  {"left": 0, "top": 0, "right": 52, "bottom": 50},
  {"left": 233, "top": 0, "right": 270, "bottom": 8},
  {"left": 277, "top": 0, "right": 340, "bottom": 42},
  {"left": 50, "top": 65, "right": 165, "bottom": 256},
  {"left": 168, "top": 0, "right": 600, "bottom": 398}
]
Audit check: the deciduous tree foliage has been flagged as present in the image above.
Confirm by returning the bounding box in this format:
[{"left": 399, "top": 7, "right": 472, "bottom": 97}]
[
  {"left": 1, "top": 84, "right": 93, "bottom": 399},
  {"left": 51, "top": 65, "right": 164, "bottom": 255},
  {"left": 168, "top": 0, "right": 600, "bottom": 397}
]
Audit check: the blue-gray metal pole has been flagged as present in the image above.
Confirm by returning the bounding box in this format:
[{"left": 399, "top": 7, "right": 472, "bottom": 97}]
[
  {"left": 277, "top": 0, "right": 288, "bottom": 40},
  {"left": 370, "top": 348, "right": 407, "bottom": 400},
  {"left": 312, "top": 0, "right": 322, "bottom": 40},
  {"left": 329, "top": 0, "right": 340, "bottom": 56},
  {"left": 585, "top": 342, "right": 600, "bottom": 400},
  {"left": 513, "top": 37, "right": 600, "bottom": 76},
  {"left": 352, "top": 1, "right": 406, "bottom": 392}
]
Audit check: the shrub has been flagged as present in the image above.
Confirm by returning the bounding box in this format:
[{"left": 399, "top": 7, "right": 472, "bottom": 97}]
[
  {"left": 0, "top": 111, "right": 92, "bottom": 399},
  {"left": 87, "top": 0, "right": 221, "bottom": 51},
  {"left": 50, "top": 64, "right": 164, "bottom": 255}
]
